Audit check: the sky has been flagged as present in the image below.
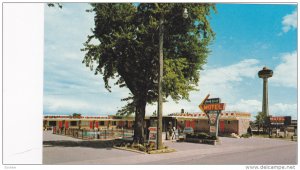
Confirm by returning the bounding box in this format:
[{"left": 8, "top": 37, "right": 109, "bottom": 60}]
[{"left": 44, "top": 3, "right": 298, "bottom": 120}]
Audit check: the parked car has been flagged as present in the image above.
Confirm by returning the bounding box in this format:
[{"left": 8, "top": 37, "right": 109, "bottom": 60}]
[{"left": 183, "top": 127, "right": 194, "bottom": 134}]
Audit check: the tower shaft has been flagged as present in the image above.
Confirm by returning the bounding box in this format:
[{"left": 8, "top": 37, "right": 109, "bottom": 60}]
[{"left": 262, "top": 78, "right": 269, "bottom": 116}]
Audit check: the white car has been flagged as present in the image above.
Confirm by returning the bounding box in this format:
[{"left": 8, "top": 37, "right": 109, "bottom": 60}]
[{"left": 183, "top": 127, "right": 194, "bottom": 134}]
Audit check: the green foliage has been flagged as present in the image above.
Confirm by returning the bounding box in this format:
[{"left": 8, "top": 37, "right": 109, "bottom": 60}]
[
  {"left": 147, "top": 142, "right": 156, "bottom": 151},
  {"left": 152, "top": 110, "right": 157, "bottom": 116},
  {"left": 240, "top": 133, "right": 251, "bottom": 138},
  {"left": 116, "top": 99, "right": 135, "bottom": 115},
  {"left": 138, "top": 144, "right": 147, "bottom": 152},
  {"left": 255, "top": 112, "right": 267, "bottom": 127},
  {"left": 197, "top": 132, "right": 210, "bottom": 139},
  {"left": 208, "top": 135, "right": 218, "bottom": 140},
  {"left": 82, "top": 3, "right": 216, "bottom": 116},
  {"left": 187, "top": 132, "right": 217, "bottom": 140},
  {"left": 47, "top": 3, "right": 63, "bottom": 9},
  {"left": 72, "top": 113, "right": 82, "bottom": 118}
]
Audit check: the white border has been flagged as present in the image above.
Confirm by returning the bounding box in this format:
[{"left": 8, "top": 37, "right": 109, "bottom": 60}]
[{"left": 2, "top": 3, "right": 44, "bottom": 164}]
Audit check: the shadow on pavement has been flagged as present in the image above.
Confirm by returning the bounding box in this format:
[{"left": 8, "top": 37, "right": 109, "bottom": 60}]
[{"left": 43, "top": 139, "right": 128, "bottom": 149}]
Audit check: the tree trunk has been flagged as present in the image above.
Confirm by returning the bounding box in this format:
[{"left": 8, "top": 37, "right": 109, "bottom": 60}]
[{"left": 133, "top": 98, "right": 146, "bottom": 144}]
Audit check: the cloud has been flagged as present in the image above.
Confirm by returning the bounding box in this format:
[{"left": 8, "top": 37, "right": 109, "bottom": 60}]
[
  {"left": 225, "top": 99, "right": 297, "bottom": 120},
  {"left": 145, "top": 57, "right": 297, "bottom": 120},
  {"left": 201, "top": 59, "right": 260, "bottom": 85},
  {"left": 44, "top": 91, "right": 129, "bottom": 115},
  {"left": 270, "top": 51, "right": 297, "bottom": 88},
  {"left": 195, "top": 59, "right": 261, "bottom": 102},
  {"left": 44, "top": 4, "right": 131, "bottom": 115},
  {"left": 270, "top": 103, "right": 297, "bottom": 120},
  {"left": 226, "top": 99, "right": 261, "bottom": 114},
  {"left": 44, "top": 96, "right": 91, "bottom": 114},
  {"left": 282, "top": 9, "right": 297, "bottom": 33},
  {"left": 145, "top": 59, "right": 262, "bottom": 116}
]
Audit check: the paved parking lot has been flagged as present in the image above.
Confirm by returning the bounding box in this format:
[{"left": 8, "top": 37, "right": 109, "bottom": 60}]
[{"left": 43, "top": 131, "right": 297, "bottom": 165}]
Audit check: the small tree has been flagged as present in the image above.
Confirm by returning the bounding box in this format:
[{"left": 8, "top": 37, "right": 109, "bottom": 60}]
[
  {"left": 72, "top": 113, "right": 82, "bottom": 118},
  {"left": 255, "top": 112, "right": 267, "bottom": 135}
]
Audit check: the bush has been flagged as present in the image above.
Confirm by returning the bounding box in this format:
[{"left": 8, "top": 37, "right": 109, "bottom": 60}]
[
  {"left": 207, "top": 136, "right": 218, "bottom": 140},
  {"left": 240, "top": 134, "right": 251, "bottom": 138},
  {"left": 138, "top": 144, "right": 146, "bottom": 152},
  {"left": 146, "top": 142, "right": 156, "bottom": 152},
  {"left": 186, "top": 134, "right": 193, "bottom": 138},
  {"left": 197, "top": 132, "right": 209, "bottom": 139},
  {"left": 185, "top": 132, "right": 218, "bottom": 140}
]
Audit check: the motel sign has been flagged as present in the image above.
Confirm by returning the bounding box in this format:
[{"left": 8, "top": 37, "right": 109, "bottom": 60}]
[{"left": 199, "top": 94, "right": 226, "bottom": 137}]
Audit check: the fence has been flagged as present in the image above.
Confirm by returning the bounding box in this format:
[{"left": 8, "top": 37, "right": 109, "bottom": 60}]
[{"left": 54, "top": 128, "right": 134, "bottom": 140}]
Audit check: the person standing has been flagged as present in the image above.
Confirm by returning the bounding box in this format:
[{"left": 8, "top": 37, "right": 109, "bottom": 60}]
[{"left": 247, "top": 126, "right": 253, "bottom": 137}]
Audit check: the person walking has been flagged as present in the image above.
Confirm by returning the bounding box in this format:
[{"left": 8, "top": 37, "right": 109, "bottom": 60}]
[{"left": 171, "top": 127, "right": 176, "bottom": 140}]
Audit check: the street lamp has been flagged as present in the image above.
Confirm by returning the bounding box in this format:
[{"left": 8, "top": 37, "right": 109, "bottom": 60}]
[
  {"left": 157, "top": 5, "right": 188, "bottom": 150},
  {"left": 183, "top": 8, "right": 188, "bottom": 19}
]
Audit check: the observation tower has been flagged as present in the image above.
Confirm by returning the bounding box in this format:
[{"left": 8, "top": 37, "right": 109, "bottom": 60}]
[{"left": 258, "top": 66, "right": 273, "bottom": 116}]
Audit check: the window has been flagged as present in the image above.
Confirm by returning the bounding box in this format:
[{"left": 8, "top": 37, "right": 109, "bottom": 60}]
[
  {"left": 49, "top": 121, "right": 56, "bottom": 126},
  {"left": 99, "top": 121, "right": 105, "bottom": 126},
  {"left": 70, "top": 121, "right": 77, "bottom": 126},
  {"left": 111, "top": 121, "right": 117, "bottom": 126},
  {"left": 226, "top": 120, "right": 231, "bottom": 124}
]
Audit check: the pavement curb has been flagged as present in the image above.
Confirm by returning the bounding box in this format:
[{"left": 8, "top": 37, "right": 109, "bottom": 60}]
[
  {"left": 148, "top": 148, "right": 176, "bottom": 154},
  {"left": 113, "top": 146, "right": 147, "bottom": 154},
  {"left": 113, "top": 146, "right": 176, "bottom": 154}
]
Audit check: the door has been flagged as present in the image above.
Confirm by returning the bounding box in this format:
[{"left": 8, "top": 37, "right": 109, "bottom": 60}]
[
  {"left": 219, "top": 120, "right": 225, "bottom": 133},
  {"left": 90, "top": 121, "right": 94, "bottom": 129},
  {"left": 65, "top": 121, "right": 69, "bottom": 129},
  {"left": 185, "top": 120, "right": 190, "bottom": 127},
  {"left": 191, "top": 120, "right": 196, "bottom": 129}
]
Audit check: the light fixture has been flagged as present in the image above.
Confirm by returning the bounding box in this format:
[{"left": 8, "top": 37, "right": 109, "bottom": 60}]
[{"left": 183, "top": 8, "right": 188, "bottom": 19}]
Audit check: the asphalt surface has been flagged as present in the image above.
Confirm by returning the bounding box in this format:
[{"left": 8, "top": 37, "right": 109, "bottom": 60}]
[{"left": 43, "top": 131, "right": 297, "bottom": 165}]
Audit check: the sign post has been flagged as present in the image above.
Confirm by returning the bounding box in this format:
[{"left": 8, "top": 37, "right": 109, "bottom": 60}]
[
  {"left": 199, "top": 94, "right": 226, "bottom": 137},
  {"left": 148, "top": 127, "right": 157, "bottom": 148}
]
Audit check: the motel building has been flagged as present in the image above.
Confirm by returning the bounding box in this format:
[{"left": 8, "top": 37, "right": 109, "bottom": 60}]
[
  {"left": 43, "top": 111, "right": 251, "bottom": 136},
  {"left": 163, "top": 111, "right": 251, "bottom": 135}
]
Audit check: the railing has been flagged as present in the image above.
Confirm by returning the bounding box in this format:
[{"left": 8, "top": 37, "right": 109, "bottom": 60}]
[{"left": 54, "top": 128, "right": 134, "bottom": 140}]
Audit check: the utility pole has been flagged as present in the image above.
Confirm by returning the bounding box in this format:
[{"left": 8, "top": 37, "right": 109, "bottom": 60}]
[
  {"left": 156, "top": 4, "right": 188, "bottom": 150},
  {"left": 157, "top": 13, "right": 164, "bottom": 150}
]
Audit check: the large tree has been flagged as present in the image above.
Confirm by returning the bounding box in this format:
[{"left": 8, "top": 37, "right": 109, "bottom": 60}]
[{"left": 82, "top": 3, "right": 215, "bottom": 143}]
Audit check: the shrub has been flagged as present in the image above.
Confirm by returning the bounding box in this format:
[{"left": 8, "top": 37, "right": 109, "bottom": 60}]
[
  {"left": 138, "top": 144, "right": 146, "bottom": 152},
  {"left": 196, "top": 132, "right": 209, "bottom": 139},
  {"left": 147, "top": 142, "right": 156, "bottom": 151},
  {"left": 207, "top": 135, "right": 218, "bottom": 140},
  {"left": 185, "top": 132, "right": 218, "bottom": 140},
  {"left": 186, "top": 134, "right": 193, "bottom": 138},
  {"left": 240, "top": 134, "right": 251, "bottom": 138}
]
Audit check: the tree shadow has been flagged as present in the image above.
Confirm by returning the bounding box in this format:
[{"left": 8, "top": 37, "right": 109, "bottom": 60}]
[{"left": 43, "top": 139, "right": 133, "bottom": 149}]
